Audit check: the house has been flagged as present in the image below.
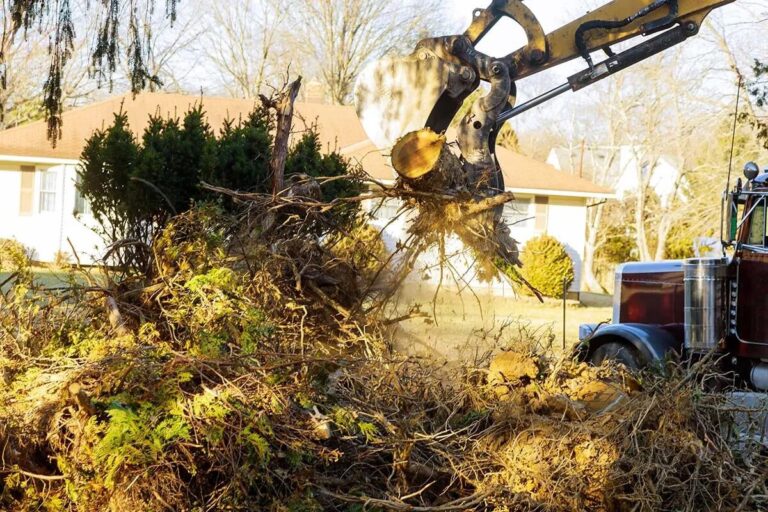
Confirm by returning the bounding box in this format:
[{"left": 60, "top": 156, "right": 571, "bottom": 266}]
[
  {"left": 0, "top": 93, "right": 385, "bottom": 264},
  {"left": 547, "top": 145, "right": 681, "bottom": 206},
  {"left": 0, "top": 92, "right": 612, "bottom": 292}
]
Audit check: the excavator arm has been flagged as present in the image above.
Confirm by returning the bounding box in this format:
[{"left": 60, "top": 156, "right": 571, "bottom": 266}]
[
  {"left": 353, "top": 0, "right": 735, "bottom": 265},
  {"left": 356, "top": 0, "right": 734, "bottom": 150},
  {"left": 467, "top": 0, "right": 733, "bottom": 81}
]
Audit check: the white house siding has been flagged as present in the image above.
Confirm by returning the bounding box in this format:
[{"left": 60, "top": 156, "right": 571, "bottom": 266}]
[
  {"left": 545, "top": 197, "right": 588, "bottom": 291},
  {"left": 0, "top": 160, "right": 104, "bottom": 264}
]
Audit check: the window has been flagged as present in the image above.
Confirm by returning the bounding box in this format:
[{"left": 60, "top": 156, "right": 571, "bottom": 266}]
[
  {"left": 746, "top": 197, "right": 767, "bottom": 246},
  {"left": 502, "top": 199, "right": 532, "bottom": 229},
  {"left": 73, "top": 175, "right": 92, "bottom": 216},
  {"left": 38, "top": 170, "right": 57, "bottom": 213},
  {"left": 19, "top": 165, "right": 35, "bottom": 215}
]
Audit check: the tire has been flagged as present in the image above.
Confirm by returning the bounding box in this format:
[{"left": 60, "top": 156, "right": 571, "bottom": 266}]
[{"left": 588, "top": 341, "right": 644, "bottom": 371}]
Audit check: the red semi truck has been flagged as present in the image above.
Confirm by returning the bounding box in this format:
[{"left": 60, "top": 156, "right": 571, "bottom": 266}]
[{"left": 578, "top": 162, "right": 768, "bottom": 392}]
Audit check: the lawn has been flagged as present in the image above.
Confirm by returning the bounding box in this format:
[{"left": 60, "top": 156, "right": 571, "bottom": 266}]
[
  {"left": 0, "top": 266, "right": 80, "bottom": 292},
  {"left": 387, "top": 282, "right": 613, "bottom": 361}
]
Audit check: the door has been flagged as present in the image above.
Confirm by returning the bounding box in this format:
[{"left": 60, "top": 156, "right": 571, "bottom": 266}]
[{"left": 735, "top": 195, "right": 768, "bottom": 346}]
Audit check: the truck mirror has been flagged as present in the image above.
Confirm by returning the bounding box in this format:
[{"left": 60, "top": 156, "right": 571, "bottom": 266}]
[{"left": 726, "top": 192, "right": 739, "bottom": 242}]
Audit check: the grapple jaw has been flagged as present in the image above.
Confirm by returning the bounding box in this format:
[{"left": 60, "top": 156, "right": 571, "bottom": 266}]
[{"left": 354, "top": 46, "right": 476, "bottom": 152}]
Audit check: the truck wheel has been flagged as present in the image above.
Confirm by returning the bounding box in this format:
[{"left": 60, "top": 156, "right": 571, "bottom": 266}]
[{"left": 588, "top": 341, "right": 644, "bottom": 371}]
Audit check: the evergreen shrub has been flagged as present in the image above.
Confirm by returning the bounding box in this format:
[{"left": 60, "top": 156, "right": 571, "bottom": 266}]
[{"left": 520, "top": 235, "right": 575, "bottom": 298}]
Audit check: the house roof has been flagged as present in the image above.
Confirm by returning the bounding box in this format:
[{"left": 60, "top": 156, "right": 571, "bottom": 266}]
[
  {"left": 0, "top": 92, "right": 367, "bottom": 160},
  {"left": 0, "top": 92, "right": 611, "bottom": 197},
  {"left": 496, "top": 148, "right": 612, "bottom": 197}
]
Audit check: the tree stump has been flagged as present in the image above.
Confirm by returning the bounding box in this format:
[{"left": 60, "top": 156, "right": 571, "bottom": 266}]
[
  {"left": 391, "top": 129, "right": 464, "bottom": 191},
  {"left": 390, "top": 128, "right": 525, "bottom": 272}
]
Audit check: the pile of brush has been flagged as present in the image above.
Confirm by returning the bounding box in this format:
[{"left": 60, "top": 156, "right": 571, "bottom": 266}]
[{"left": 0, "top": 179, "right": 764, "bottom": 512}]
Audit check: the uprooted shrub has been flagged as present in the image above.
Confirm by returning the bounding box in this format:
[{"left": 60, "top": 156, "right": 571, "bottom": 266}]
[
  {"left": 0, "top": 239, "right": 32, "bottom": 274},
  {"left": 1, "top": 185, "right": 765, "bottom": 511}
]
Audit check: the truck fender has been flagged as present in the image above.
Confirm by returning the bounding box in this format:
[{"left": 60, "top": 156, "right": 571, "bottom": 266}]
[{"left": 578, "top": 323, "right": 681, "bottom": 366}]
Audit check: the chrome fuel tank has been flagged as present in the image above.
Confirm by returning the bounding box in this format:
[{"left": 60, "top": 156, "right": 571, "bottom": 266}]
[{"left": 684, "top": 258, "right": 728, "bottom": 353}]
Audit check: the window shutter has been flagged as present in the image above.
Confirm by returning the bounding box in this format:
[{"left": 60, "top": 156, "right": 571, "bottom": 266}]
[
  {"left": 534, "top": 196, "right": 549, "bottom": 232},
  {"left": 19, "top": 165, "right": 35, "bottom": 215}
]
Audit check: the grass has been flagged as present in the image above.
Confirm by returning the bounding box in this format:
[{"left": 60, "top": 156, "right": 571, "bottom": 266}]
[
  {"left": 388, "top": 282, "right": 613, "bottom": 361},
  {"left": 1, "top": 266, "right": 82, "bottom": 292}
]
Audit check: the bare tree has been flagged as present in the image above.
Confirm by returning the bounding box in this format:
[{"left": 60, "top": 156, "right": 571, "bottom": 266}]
[
  {"left": 133, "top": 4, "right": 203, "bottom": 93},
  {"left": 1, "top": 0, "right": 100, "bottom": 129},
  {"left": 0, "top": 13, "right": 48, "bottom": 128},
  {"left": 290, "top": 0, "right": 445, "bottom": 105},
  {"left": 199, "top": 0, "right": 287, "bottom": 98}
]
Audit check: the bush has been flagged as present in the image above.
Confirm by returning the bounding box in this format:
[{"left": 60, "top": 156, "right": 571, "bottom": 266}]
[
  {"left": 0, "top": 239, "right": 32, "bottom": 273},
  {"left": 78, "top": 99, "right": 360, "bottom": 272},
  {"left": 665, "top": 222, "right": 696, "bottom": 260},
  {"left": 520, "top": 235, "right": 575, "bottom": 298}
]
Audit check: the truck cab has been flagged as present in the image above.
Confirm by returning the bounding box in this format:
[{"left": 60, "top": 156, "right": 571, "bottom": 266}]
[{"left": 579, "top": 162, "right": 768, "bottom": 391}]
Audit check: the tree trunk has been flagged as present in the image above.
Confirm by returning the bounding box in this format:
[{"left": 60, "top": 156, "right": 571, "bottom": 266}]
[
  {"left": 269, "top": 77, "right": 302, "bottom": 195},
  {"left": 390, "top": 129, "right": 464, "bottom": 191}
]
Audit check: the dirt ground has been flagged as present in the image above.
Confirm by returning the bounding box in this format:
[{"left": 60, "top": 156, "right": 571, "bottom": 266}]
[{"left": 388, "top": 282, "right": 612, "bottom": 361}]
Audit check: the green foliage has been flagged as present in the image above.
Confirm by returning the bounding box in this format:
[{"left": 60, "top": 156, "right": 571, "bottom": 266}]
[
  {"left": 665, "top": 223, "right": 696, "bottom": 260},
  {"left": 0, "top": 239, "right": 32, "bottom": 275},
  {"left": 78, "top": 102, "right": 359, "bottom": 271},
  {"left": 205, "top": 106, "right": 273, "bottom": 195},
  {"left": 95, "top": 403, "right": 191, "bottom": 489},
  {"left": 328, "top": 219, "right": 387, "bottom": 277},
  {"left": 285, "top": 131, "right": 362, "bottom": 226},
  {"left": 133, "top": 105, "right": 216, "bottom": 216},
  {"left": 594, "top": 200, "right": 638, "bottom": 266},
  {"left": 78, "top": 111, "right": 141, "bottom": 243},
  {"left": 330, "top": 406, "right": 379, "bottom": 442},
  {"left": 520, "top": 235, "right": 575, "bottom": 298},
  {"left": 169, "top": 266, "right": 275, "bottom": 357},
  {"left": 241, "top": 307, "right": 276, "bottom": 355},
  {"left": 285, "top": 132, "right": 360, "bottom": 202},
  {"left": 596, "top": 227, "right": 636, "bottom": 264},
  {"left": 186, "top": 267, "right": 238, "bottom": 295}
]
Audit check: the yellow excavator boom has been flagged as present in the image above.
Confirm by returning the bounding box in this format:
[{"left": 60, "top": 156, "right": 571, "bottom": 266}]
[
  {"left": 353, "top": 0, "right": 737, "bottom": 236},
  {"left": 467, "top": 0, "right": 735, "bottom": 81},
  {"left": 356, "top": 0, "right": 736, "bottom": 152}
]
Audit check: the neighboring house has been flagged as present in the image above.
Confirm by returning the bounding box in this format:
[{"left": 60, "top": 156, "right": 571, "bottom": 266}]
[
  {"left": 547, "top": 145, "right": 681, "bottom": 206},
  {"left": 0, "top": 92, "right": 612, "bottom": 293},
  {"left": 0, "top": 93, "right": 383, "bottom": 264}
]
